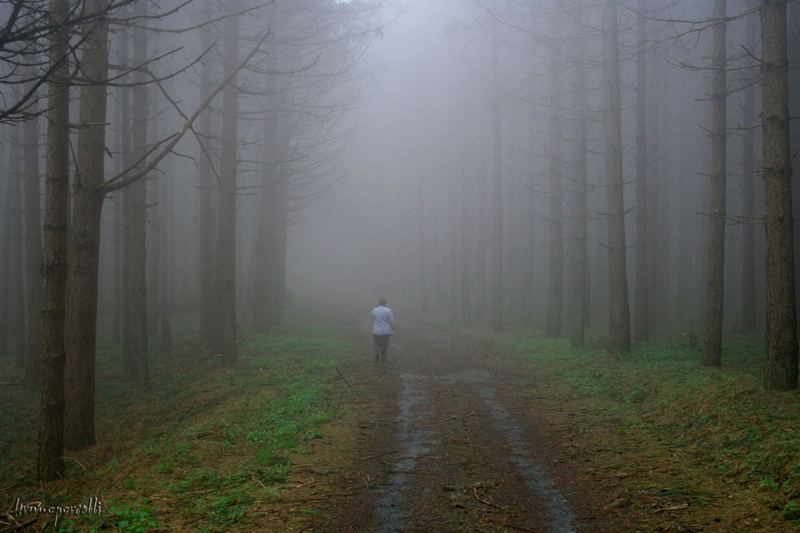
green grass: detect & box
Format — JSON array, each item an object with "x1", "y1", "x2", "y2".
[
  {"x1": 503, "y1": 330, "x2": 800, "y2": 524},
  {"x1": 2, "y1": 324, "x2": 354, "y2": 532}
]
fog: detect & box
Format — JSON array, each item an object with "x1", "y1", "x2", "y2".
[
  {"x1": 289, "y1": 0, "x2": 768, "y2": 334},
  {"x1": 2, "y1": 0, "x2": 800, "y2": 499}
]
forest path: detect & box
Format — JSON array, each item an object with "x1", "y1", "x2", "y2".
[{"x1": 316, "y1": 326, "x2": 616, "y2": 532}]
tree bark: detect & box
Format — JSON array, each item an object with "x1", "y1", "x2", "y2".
[
  {"x1": 475, "y1": 101, "x2": 488, "y2": 322},
  {"x1": 761, "y1": 0, "x2": 798, "y2": 390},
  {"x1": 703, "y1": 0, "x2": 727, "y2": 367},
  {"x1": 7, "y1": 124, "x2": 26, "y2": 370},
  {"x1": 460, "y1": 123, "x2": 472, "y2": 325},
  {"x1": 271, "y1": 174, "x2": 289, "y2": 326},
  {"x1": 546, "y1": 16, "x2": 564, "y2": 338},
  {"x1": 111, "y1": 184, "x2": 122, "y2": 344},
  {"x1": 634, "y1": 0, "x2": 650, "y2": 343},
  {"x1": 491, "y1": 21, "x2": 504, "y2": 332},
  {"x1": 122, "y1": 0, "x2": 148, "y2": 384},
  {"x1": 37, "y1": 0, "x2": 69, "y2": 479},
  {"x1": 571, "y1": 34, "x2": 589, "y2": 347},
  {"x1": 198, "y1": 18, "x2": 216, "y2": 344},
  {"x1": 24, "y1": 102, "x2": 42, "y2": 384},
  {"x1": 147, "y1": 114, "x2": 161, "y2": 338},
  {"x1": 119, "y1": 26, "x2": 132, "y2": 364},
  {"x1": 64, "y1": 0, "x2": 109, "y2": 450},
  {"x1": 417, "y1": 157, "x2": 429, "y2": 312},
  {"x1": 741, "y1": 9, "x2": 758, "y2": 332},
  {"x1": 602, "y1": 0, "x2": 631, "y2": 353},
  {"x1": 253, "y1": 105, "x2": 279, "y2": 331},
  {"x1": 448, "y1": 152, "x2": 459, "y2": 323},
  {"x1": 0, "y1": 169, "x2": 8, "y2": 359},
  {"x1": 213, "y1": 7, "x2": 240, "y2": 363}
]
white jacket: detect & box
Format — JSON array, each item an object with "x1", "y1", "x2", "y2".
[{"x1": 371, "y1": 306, "x2": 396, "y2": 335}]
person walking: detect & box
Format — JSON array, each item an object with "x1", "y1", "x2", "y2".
[{"x1": 371, "y1": 297, "x2": 395, "y2": 362}]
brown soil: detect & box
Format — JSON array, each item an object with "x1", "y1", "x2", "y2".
[{"x1": 265, "y1": 328, "x2": 623, "y2": 532}]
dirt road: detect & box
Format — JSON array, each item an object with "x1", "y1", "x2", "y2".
[{"x1": 285, "y1": 327, "x2": 617, "y2": 532}]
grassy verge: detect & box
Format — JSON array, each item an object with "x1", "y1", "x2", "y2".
[
  {"x1": 497, "y1": 331, "x2": 800, "y2": 526},
  {"x1": 1, "y1": 327, "x2": 353, "y2": 532}
]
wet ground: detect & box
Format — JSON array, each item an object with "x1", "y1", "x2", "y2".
[
  {"x1": 283, "y1": 328, "x2": 619, "y2": 532},
  {"x1": 241, "y1": 324, "x2": 791, "y2": 531}
]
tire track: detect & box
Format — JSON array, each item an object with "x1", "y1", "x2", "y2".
[
  {"x1": 375, "y1": 375, "x2": 436, "y2": 532},
  {"x1": 367, "y1": 329, "x2": 584, "y2": 532},
  {"x1": 478, "y1": 384, "x2": 577, "y2": 532}
]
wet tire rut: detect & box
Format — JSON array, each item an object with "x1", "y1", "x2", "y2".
[{"x1": 367, "y1": 331, "x2": 580, "y2": 532}]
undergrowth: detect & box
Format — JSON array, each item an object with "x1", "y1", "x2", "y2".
[
  {"x1": 505, "y1": 331, "x2": 800, "y2": 524},
  {"x1": 1, "y1": 326, "x2": 353, "y2": 532}
]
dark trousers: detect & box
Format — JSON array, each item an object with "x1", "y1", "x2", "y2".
[{"x1": 373, "y1": 334, "x2": 391, "y2": 362}]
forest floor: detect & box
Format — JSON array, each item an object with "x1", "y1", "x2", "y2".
[{"x1": 2, "y1": 319, "x2": 800, "y2": 532}]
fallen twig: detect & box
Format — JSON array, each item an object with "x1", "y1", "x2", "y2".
[
  {"x1": 360, "y1": 450, "x2": 399, "y2": 461},
  {"x1": 679, "y1": 402, "x2": 708, "y2": 438},
  {"x1": 472, "y1": 486, "x2": 503, "y2": 509},
  {"x1": 654, "y1": 503, "x2": 689, "y2": 513},
  {"x1": 292, "y1": 478, "x2": 316, "y2": 488},
  {"x1": 443, "y1": 413, "x2": 478, "y2": 422},
  {"x1": 252, "y1": 473, "x2": 267, "y2": 489},
  {"x1": 335, "y1": 367, "x2": 351, "y2": 388}
]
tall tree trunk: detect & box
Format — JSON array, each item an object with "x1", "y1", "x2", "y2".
[
  {"x1": 571, "y1": 34, "x2": 589, "y2": 347},
  {"x1": 675, "y1": 102, "x2": 692, "y2": 327},
  {"x1": 449, "y1": 179, "x2": 459, "y2": 323},
  {"x1": 163, "y1": 171, "x2": 176, "y2": 313},
  {"x1": 789, "y1": 2, "x2": 800, "y2": 314},
  {"x1": 198, "y1": 20, "x2": 216, "y2": 344},
  {"x1": 7, "y1": 124, "x2": 26, "y2": 369},
  {"x1": 546, "y1": 17, "x2": 564, "y2": 337},
  {"x1": 261, "y1": 175, "x2": 279, "y2": 327},
  {"x1": 634, "y1": 0, "x2": 650, "y2": 342},
  {"x1": 417, "y1": 157, "x2": 429, "y2": 313},
  {"x1": 475, "y1": 103, "x2": 488, "y2": 322},
  {"x1": 651, "y1": 64, "x2": 669, "y2": 326},
  {"x1": 762, "y1": 0, "x2": 798, "y2": 390},
  {"x1": 460, "y1": 124, "x2": 472, "y2": 325},
  {"x1": 125, "y1": 0, "x2": 149, "y2": 384},
  {"x1": 37, "y1": 0, "x2": 70, "y2": 479},
  {"x1": 602, "y1": 0, "x2": 631, "y2": 353},
  {"x1": 119, "y1": 26, "x2": 132, "y2": 364},
  {"x1": 252, "y1": 154, "x2": 267, "y2": 330},
  {"x1": 64, "y1": 0, "x2": 109, "y2": 450},
  {"x1": 703, "y1": 0, "x2": 728, "y2": 367},
  {"x1": 491, "y1": 21, "x2": 504, "y2": 332},
  {"x1": 262, "y1": 163, "x2": 289, "y2": 328},
  {"x1": 253, "y1": 106, "x2": 278, "y2": 332},
  {"x1": 24, "y1": 102, "x2": 42, "y2": 384},
  {"x1": 272, "y1": 174, "x2": 289, "y2": 326},
  {"x1": 252, "y1": 184, "x2": 269, "y2": 331},
  {"x1": 0, "y1": 168, "x2": 8, "y2": 359},
  {"x1": 741, "y1": 9, "x2": 758, "y2": 332},
  {"x1": 213, "y1": 7, "x2": 240, "y2": 363},
  {"x1": 111, "y1": 181, "x2": 122, "y2": 344},
  {"x1": 147, "y1": 109, "x2": 161, "y2": 338}
]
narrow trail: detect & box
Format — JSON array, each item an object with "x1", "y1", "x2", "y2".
[{"x1": 326, "y1": 327, "x2": 613, "y2": 532}]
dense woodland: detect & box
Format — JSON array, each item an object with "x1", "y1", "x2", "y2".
[{"x1": 0, "y1": 0, "x2": 799, "y2": 498}]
